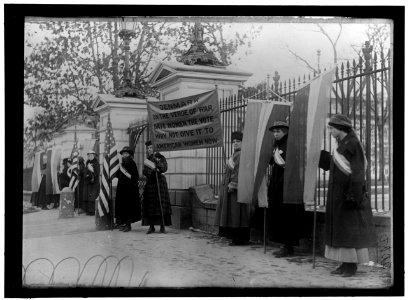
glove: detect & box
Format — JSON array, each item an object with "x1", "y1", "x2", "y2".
[{"x1": 344, "y1": 182, "x2": 364, "y2": 209}]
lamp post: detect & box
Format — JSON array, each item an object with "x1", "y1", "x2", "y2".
[{"x1": 115, "y1": 19, "x2": 145, "y2": 98}]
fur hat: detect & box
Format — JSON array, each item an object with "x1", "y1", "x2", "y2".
[
  {"x1": 120, "y1": 146, "x2": 134, "y2": 156},
  {"x1": 62, "y1": 158, "x2": 72, "y2": 165},
  {"x1": 145, "y1": 140, "x2": 152, "y2": 147},
  {"x1": 328, "y1": 114, "x2": 352, "y2": 129},
  {"x1": 231, "y1": 131, "x2": 243, "y2": 142},
  {"x1": 269, "y1": 120, "x2": 289, "y2": 131}
]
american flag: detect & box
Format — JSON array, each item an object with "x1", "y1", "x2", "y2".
[
  {"x1": 133, "y1": 124, "x2": 147, "y2": 152},
  {"x1": 68, "y1": 134, "x2": 79, "y2": 190},
  {"x1": 97, "y1": 114, "x2": 120, "y2": 217}
]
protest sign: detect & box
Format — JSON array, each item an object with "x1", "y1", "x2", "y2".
[{"x1": 147, "y1": 89, "x2": 223, "y2": 152}]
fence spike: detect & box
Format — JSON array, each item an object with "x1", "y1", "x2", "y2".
[{"x1": 346, "y1": 60, "x2": 350, "y2": 76}]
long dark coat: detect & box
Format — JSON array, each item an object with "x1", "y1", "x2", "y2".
[
  {"x1": 322, "y1": 131, "x2": 376, "y2": 248},
  {"x1": 38, "y1": 166, "x2": 48, "y2": 208},
  {"x1": 142, "y1": 153, "x2": 172, "y2": 226},
  {"x1": 215, "y1": 149, "x2": 251, "y2": 228},
  {"x1": 59, "y1": 166, "x2": 71, "y2": 190},
  {"x1": 115, "y1": 158, "x2": 141, "y2": 224},
  {"x1": 83, "y1": 158, "x2": 100, "y2": 215},
  {"x1": 76, "y1": 159, "x2": 85, "y2": 209},
  {"x1": 267, "y1": 134, "x2": 306, "y2": 246}
]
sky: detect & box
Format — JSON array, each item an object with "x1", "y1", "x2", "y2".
[{"x1": 23, "y1": 17, "x2": 391, "y2": 122}]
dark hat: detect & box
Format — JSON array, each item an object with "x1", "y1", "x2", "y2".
[
  {"x1": 269, "y1": 120, "x2": 289, "y2": 131},
  {"x1": 120, "y1": 146, "x2": 134, "y2": 156},
  {"x1": 145, "y1": 140, "x2": 152, "y2": 147},
  {"x1": 63, "y1": 158, "x2": 72, "y2": 164},
  {"x1": 231, "y1": 131, "x2": 243, "y2": 142},
  {"x1": 328, "y1": 114, "x2": 352, "y2": 129},
  {"x1": 87, "y1": 150, "x2": 97, "y2": 155}
]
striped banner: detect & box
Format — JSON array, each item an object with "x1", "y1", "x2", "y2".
[
  {"x1": 97, "y1": 114, "x2": 119, "y2": 217},
  {"x1": 283, "y1": 67, "x2": 336, "y2": 204},
  {"x1": 132, "y1": 125, "x2": 147, "y2": 152}
]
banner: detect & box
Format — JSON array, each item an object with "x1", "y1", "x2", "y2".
[
  {"x1": 51, "y1": 145, "x2": 62, "y2": 194},
  {"x1": 238, "y1": 100, "x2": 291, "y2": 207},
  {"x1": 147, "y1": 89, "x2": 223, "y2": 152},
  {"x1": 283, "y1": 67, "x2": 336, "y2": 204}
]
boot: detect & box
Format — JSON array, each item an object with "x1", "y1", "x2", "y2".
[
  {"x1": 159, "y1": 226, "x2": 166, "y2": 233},
  {"x1": 146, "y1": 226, "x2": 155, "y2": 234},
  {"x1": 273, "y1": 246, "x2": 294, "y2": 257},
  {"x1": 122, "y1": 224, "x2": 131, "y2": 232},
  {"x1": 331, "y1": 263, "x2": 346, "y2": 275},
  {"x1": 342, "y1": 263, "x2": 357, "y2": 277}
]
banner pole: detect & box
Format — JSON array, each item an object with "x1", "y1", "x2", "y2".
[
  {"x1": 155, "y1": 169, "x2": 166, "y2": 233},
  {"x1": 264, "y1": 207, "x2": 267, "y2": 254},
  {"x1": 312, "y1": 188, "x2": 318, "y2": 269}
]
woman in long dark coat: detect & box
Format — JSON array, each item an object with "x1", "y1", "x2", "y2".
[
  {"x1": 114, "y1": 146, "x2": 141, "y2": 232},
  {"x1": 38, "y1": 153, "x2": 49, "y2": 210},
  {"x1": 215, "y1": 131, "x2": 251, "y2": 246},
  {"x1": 83, "y1": 151, "x2": 100, "y2": 216},
  {"x1": 320, "y1": 114, "x2": 376, "y2": 277},
  {"x1": 267, "y1": 121, "x2": 305, "y2": 257},
  {"x1": 58, "y1": 158, "x2": 72, "y2": 190},
  {"x1": 76, "y1": 156, "x2": 86, "y2": 213},
  {"x1": 142, "y1": 141, "x2": 172, "y2": 234}
]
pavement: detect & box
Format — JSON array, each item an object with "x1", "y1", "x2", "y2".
[{"x1": 22, "y1": 207, "x2": 392, "y2": 289}]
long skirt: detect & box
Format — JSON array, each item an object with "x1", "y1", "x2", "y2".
[{"x1": 325, "y1": 245, "x2": 370, "y2": 263}]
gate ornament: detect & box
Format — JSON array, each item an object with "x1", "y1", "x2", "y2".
[{"x1": 177, "y1": 23, "x2": 226, "y2": 67}]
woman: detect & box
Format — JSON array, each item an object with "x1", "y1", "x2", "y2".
[
  {"x1": 214, "y1": 131, "x2": 251, "y2": 246},
  {"x1": 83, "y1": 150, "x2": 100, "y2": 216},
  {"x1": 142, "y1": 141, "x2": 172, "y2": 234},
  {"x1": 38, "y1": 153, "x2": 49, "y2": 210},
  {"x1": 320, "y1": 114, "x2": 376, "y2": 277},
  {"x1": 58, "y1": 158, "x2": 72, "y2": 190},
  {"x1": 114, "y1": 146, "x2": 141, "y2": 232},
  {"x1": 76, "y1": 156, "x2": 86, "y2": 213},
  {"x1": 267, "y1": 121, "x2": 306, "y2": 257}
]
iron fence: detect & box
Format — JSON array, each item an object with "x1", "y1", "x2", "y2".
[{"x1": 206, "y1": 42, "x2": 391, "y2": 213}]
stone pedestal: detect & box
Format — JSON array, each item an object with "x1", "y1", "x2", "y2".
[{"x1": 149, "y1": 61, "x2": 252, "y2": 229}]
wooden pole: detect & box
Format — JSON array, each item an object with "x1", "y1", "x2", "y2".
[
  {"x1": 312, "y1": 189, "x2": 318, "y2": 269},
  {"x1": 264, "y1": 208, "x2": 267, "y2": 254},
  {"x1": 155, "y1": 169, "x2": 166, "y2": 232}
]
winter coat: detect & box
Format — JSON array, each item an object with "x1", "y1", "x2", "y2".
[
  {"x1": 141, "y1": 152, "x2": 172, "y2": 226},
  {"x1": 267, "y1": 134, "x2": 306, "y2": 246},
  {"x1": 83, "y1": 158, "x2": 100, "y2": 214},
  {"x1": 59, "y1": 166, "x2": 71, "y2": 190},
  {"x1": 115, "y1": 158, "x2": 141, "y2": 224},
  {"x1": 215, "y1": 149, "x2": 251, "y2": 228},
  {"x1": 321, "y1": 131, "x2": 377, "y2": 248}
]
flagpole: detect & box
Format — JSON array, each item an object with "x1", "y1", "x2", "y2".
[
  {"x1": 264, "y1": 208, "x2": 267, "y2": 254},
  {"x1": 312, "y1": 187, "x2": 318, "y2": 269},
  {"x1": 154, "y1": 163, "x2": 166, "y2": 233}
]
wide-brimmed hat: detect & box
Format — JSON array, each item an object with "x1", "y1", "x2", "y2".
[
  {"x1": 145, "y1": 140, "x2": 152, "y2": 147},
  {"x1": 269, "y1": 121, "x2": 289, "y2": 131},
  {"x1": 120, "y1": 146, "x2": 134, "y2": 156},
  {"x1": 231, "y1": 131, "x2": 243, "y2": 142},
  {"x1": 87, "y1": 150, "x2": 97, "y2": 155},
  {"x1": 328, "y1": 114, "x2": 352, "y2": 129}
]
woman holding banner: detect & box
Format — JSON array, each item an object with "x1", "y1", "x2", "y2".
[
  {"x1": 267, "y1": 121, "x2": 306, "y2": 258},
  {"x1": 320, "y1": 114, "x2": 376, "y2": 277},
  {"x1": 215, "y1": 131, "x2": 251, "y2": 246},
  {"x1": 142, "y1": 141, "x2": 172, "y2": 234}
]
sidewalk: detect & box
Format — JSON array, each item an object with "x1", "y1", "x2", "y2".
[{"x1": 23, "y1": 208, "x2": 391, "y2": 288}]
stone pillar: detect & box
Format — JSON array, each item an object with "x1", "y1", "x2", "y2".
[
  {"x1": 149, "y1": 61, "x2": 252, "y2": 228},
  {"x1": 91, "y1": 94, "x2": 147, "y2": 183}
]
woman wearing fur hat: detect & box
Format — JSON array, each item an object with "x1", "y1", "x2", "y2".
[
  {"x1": 114, "y1": 146, "x2": 141, "y2": 232},
  {"x1": 58, "y1": 158, "x2": 72, "y2": 190},
  {"x1": 83, "y1": 150, "x2": 100, "y2": 216},
  {"x1": 142, "y1": 141, "x2": 172, "y2": 234},
  {"x1": 267, "y1": 121, "x2": 306, "y2": 258},
  {"x1": 215, "y1": 131, "x2": 251, "y2": 246},
  {"x1": 319, "y1": 114, "x2": 376, "y2": 277}
]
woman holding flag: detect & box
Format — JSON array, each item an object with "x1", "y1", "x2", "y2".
[
  {"x1": 114, "y1": 146, "x2": 141, "y2": 232},
  {"x1": 320, "y1": 114, "x2": 376, "y2": 277},
  {"x1": 83, "y1": 150, "x2": 100, "y2": 216}
]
